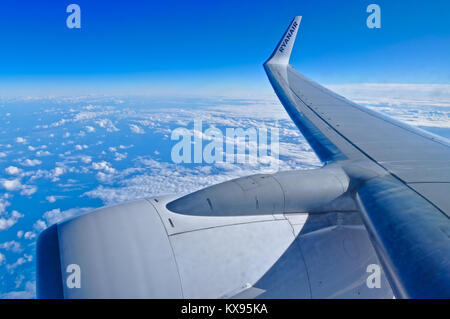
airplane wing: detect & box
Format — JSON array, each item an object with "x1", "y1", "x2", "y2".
[
  {"x1": 264, "y1": 16, "x2": 450, "y2": 298},
  {"x1": 36, "y1": 16, "x2": 450, "y2": 299}
]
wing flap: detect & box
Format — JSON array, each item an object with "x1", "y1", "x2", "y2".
[{"x1": 357, "y1": 175, "x2": 450, "y2": 298}]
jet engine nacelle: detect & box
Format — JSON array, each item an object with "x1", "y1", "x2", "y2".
[
  {"x1": 37, "y1": 166, "x2": 393, "y2": 299},
  {"x1": 167, "y1": 165, "x2": 353, "y2": 216}
]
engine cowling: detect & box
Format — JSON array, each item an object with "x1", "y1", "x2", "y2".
[
  {"x1": 37, "y1": 166, "x2": 393, "y2": 299},
  {"x1": 167, "y1": 165, "x2": 353, "y2": 216}
]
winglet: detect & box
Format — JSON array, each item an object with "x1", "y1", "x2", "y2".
[{"x1": 265, "y1": 16, "x2": 302, "y2": 65}]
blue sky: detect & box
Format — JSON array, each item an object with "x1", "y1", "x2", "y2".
[{"x1": 0, "y1": 0, "x2": 449, "y2": 96}]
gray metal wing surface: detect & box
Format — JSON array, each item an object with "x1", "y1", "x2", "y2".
[{"x1": 264, "y1": 16, "x2": 450, "y2": 298}]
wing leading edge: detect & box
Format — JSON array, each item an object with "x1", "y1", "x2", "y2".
[{"x1": 264, "y1": 16, "x2": 450, "y2": 298}]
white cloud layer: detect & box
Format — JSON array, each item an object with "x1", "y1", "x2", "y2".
[{"x1": 0, "y1": 90, "x2": 449, "y2": 298}]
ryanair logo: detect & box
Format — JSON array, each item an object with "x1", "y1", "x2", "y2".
[{"x1": 279, "y1": 21, "x2": 298, "y2": 53}]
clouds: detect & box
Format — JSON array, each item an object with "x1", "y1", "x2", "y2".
[
  {"x1": 23, "y1": 231, "x2": 36, "y2": 240},
  {"x1": 75, "y1": 144, "x2": 88, "y2": 151},
  {"x1": 46, "y1": 196, "x2": 56, "y2": 203},
  {"x1": 95, "y1": 119, "x2": 119, "y2": 132},
  {"x1": 26, "y1": 165, "x2": 68, "y2": 183},
  {"x1": 322, "y1": 83, "x2": 450, "y2": 132},
  {"x1": 74, "y1": 111, "x2": 104, "y2": 122},
  {"x1": 16, "y1": 230, "x2": 35, "y2": 240},
  {"x1": 33, "y1": 220, "x2": 46, "y2": 232},
  {"x1": 20, "y1": 159, "x2": 42, "y2": 167},
  {"x1": 85, "y1": 125, "x2": 96, "y2": 133},
  {"x1": 0, "y1": 198, "x2": 10, "y2": 215},
  {"x1": 5, "y1": 166, "x2": 21, "y2": 175},
  {"x1": 1, "y1": 281, "x2": 35, "y2": 299},
  {"x1": 43, "y1": 207, "x2": 92, "y2": 226},
  {"x1": 6, "y1": 254, "x2": 33, "y2": 271},
  {"x1": 129, "y1": 124, "x2": 145, "y2": 134},
  {"x1": 0, "y1": 178, "x2": 37, "y2": 196},
  {"x1": 0, "y1": 240, "x2": 22, "y2": 253},
  {"x1": 0, "y1": 179, "x2": 22, "y2": 191},
  {"x1": 84, "y1": 151, "x2": 318, "y2": 207},
  {"x1": 36, "y1": 150, "x2": 51, "y2": 157},
  {"x1": 327, "y1": 83, "x2": 450, "y2": 108},
  {"x1": 80, "y1": 155, "x2": 92, "y2": 164},
  {"x1": 20, "y1": 185, "x2": 37, "y2": 196},
  {"x1": 0, "y1": 93, "x2": 448, "y2": 299},
  {"x1": 52, "y1": 166, "x2": 65, "y2": 178},
  {"x1": 45, "y1": 195, "x2": 65, "y2": 203},
  {"x1": 114, "y1": 152, "x2": 127, "y2": 161},
  {"x1": 0, "y1": 210, "x2": 23, "y2": 231},
  {"x1": 92, "y1": 161, "x2": 116, "y2": 174}
]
